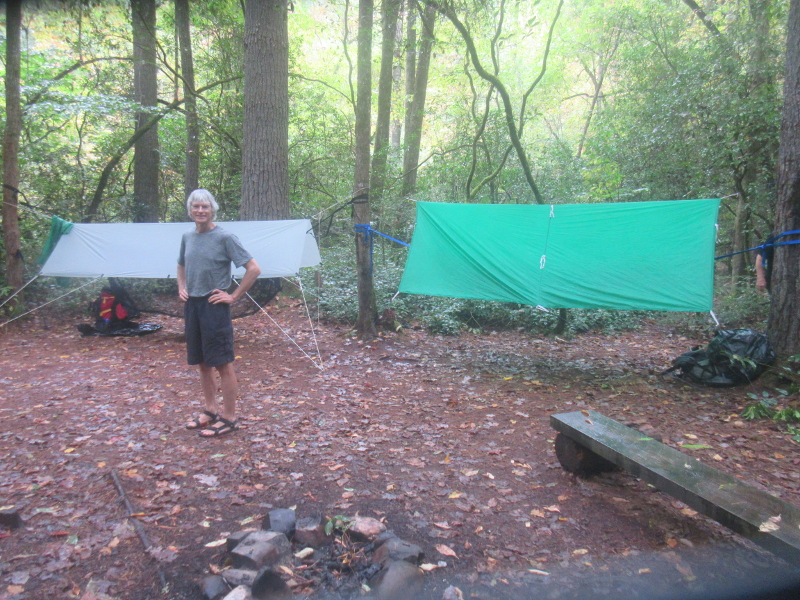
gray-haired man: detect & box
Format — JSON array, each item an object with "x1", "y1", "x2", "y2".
[{"x1": 178, "y1": 189, "x2": 261, "y2": 437}]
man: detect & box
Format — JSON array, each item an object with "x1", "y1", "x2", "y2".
[
  {"x1": 755, "y1": 234, "x2": 776, "y2": 293},
  {"x1": 178, "y1": 189, "x2": 261, "y2": 437}
]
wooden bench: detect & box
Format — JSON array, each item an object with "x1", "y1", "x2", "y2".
[{"x1": 550, "y1": 409, "x2": 800, "y2": 564}]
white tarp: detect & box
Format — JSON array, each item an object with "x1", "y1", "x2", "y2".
[{"x1": 40, "y1": 220, "x2": 321, "y2": 279}]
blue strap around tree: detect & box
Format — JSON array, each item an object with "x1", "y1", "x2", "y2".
[
  {"x1": 354, "y1": 224, "x2": 410, "y2": 277},
  {"x1": 714, "y1": 230, "x2": 800, "y2": 261}
]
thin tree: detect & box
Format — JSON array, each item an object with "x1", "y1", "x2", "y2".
[
  {"x1": 2, "y1": 0, "x2": 23, "y2": 296},
  {"x1": 175, "y1": 0, "x2": 199, "y2": 203},
  {"x1": 132, "y1": 0, "x2": 160, "y2": 222},
  {"x1": 370, "y1": 0, "x2": 401, "y2": 220},
  {"x1": 240, "y1": 0, "x2": 290, "y2": 220},
  {"x1": 401, "y1": 3, "x2": 436, "y2": 197},
  {"x1": 354, "y1": 0, "x2": 378, "y2": 338},
  {"x1": 768, "y1": 0, "x2": 800, "y2": 356}
]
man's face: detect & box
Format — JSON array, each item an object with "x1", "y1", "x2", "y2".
[{"x1": 190, "y1": 201, "x2": 213, "y2": 224}]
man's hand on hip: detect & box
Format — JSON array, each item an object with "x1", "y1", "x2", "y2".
[{"x1": 209, "y1": 289, "x2": 236, "y2": 304}]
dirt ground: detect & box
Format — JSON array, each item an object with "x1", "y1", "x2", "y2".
[{"x1": 1, "y1": 298, "x2": 800, "y2": 600}]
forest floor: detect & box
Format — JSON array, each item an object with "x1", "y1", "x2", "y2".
[{"x1": 1, "y1": 297, "x2": 800, "y2": 600}]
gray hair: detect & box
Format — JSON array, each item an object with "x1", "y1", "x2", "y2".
[{"x1": 186, "y1": 189, "x2": 219, "y2": 218}]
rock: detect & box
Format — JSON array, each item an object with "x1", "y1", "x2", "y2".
[
  {"x1": 230, "y1": 531, "x2": 291, "y2": 570},
  {"x1": 251, "y1": 567, "x2": 292, "y2": 600},
  {"x1": 201, "y1": 575, "x2": 230, "y2": 600},
  {"x1": 0, "y1": 507, "x2": 24, "y2": 529},
  {"x1": 294, "y1": 514, "x2": 332, "y2": 548},
  {"x1": 221, "y1": 569, "x2": 258, "y2": 587},
  {"x1": 373, "y1": 531, "x2": 399, "y2": 547},
  {"x1": 442, "y1": 586, "x2": 464, "y2": 600},
  {"x1": 222, "y1": 585, "x2": 252, "y2": 600},
  {"x1": 371, "y1": 560, "x2": 424, "y2": 600},
  {"x1": 372, "y1": 538, "x2": 424, "y2": 565},
  {"x1": 226, "y1": 529, "x2": 257, "y2": 553},
  {"x1": 348, "y1": 516, "x2": 386, "y2": 542},
  {"x1": 262, "y1": 509, "x2": 296, "y2": 538}
]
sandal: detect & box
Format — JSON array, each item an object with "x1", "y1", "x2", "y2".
[
  {"x1": 199, "y1": 416, "x2": 238, "y2": 438},
  {"x1": 186, "y1": 410, "x2": 218, "y2": 430}
]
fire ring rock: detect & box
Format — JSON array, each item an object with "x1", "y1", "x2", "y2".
[{"x1": 230, "y1": 531, "x2": 291, "y2": 571}]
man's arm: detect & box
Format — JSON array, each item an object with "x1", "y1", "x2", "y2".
[
  {"x1": 755, "y1": 253, "x2": 768, "y2": 291},
  {"x1": 209, "y1": 259, "x2": 262, "y2": 304},
  {"x1": 177, "y1": 264, "x2": 189, "y2": 301}
]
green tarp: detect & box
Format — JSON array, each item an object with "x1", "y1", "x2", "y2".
[
  {"x1": 398, "y1": 199, "x2": 720, "y2": 312},
  {"x1": 37, "y1": 216, "x2": 74, "y2": 265}
]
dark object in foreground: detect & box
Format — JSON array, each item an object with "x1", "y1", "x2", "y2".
[
  {"x1": 77, "y1": 322, "x2": 162, "y2": 337},
  {"x1": 550, "y1": 410, "x2": 800, "y2": 564},
  {"x1": 0, "y1": 507, "x2": 24, "y2": 529},
  {"x1": 663, "y1": 329, "x2": 776, "y2": 387}
]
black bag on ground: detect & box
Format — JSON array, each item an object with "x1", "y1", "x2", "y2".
[{"x1": 663, "y1": 329, "x2": 776, "y2": 387}]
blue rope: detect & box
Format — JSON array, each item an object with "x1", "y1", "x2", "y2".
[
  {"x1": 354, "y1": 224, "x2": 410, "y2": 277},
  {"x1": 714, "y1": 230, "x2": 800, "y2": 260}
]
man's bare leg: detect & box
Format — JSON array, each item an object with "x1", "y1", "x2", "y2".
[
  {"x1": 186, "y1": 362, "x2": 219, "y2": 428},
  {"x1": 216, "y1": 361, "x2": 238, "y2": 422},
  {"x1": 199, "y1": 361, "x2": 238, "y2": 436}
]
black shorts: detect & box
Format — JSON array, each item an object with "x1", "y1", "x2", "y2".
[{"x1": 184, "y1": 296, "x2": 235, "y2": 367}]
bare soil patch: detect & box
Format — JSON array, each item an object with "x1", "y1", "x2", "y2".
[{"x1": 1, "y1": 299, "x2": 799, "y2": 599}]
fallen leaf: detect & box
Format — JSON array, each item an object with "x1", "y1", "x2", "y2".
[
  {"x1": 448, "y1": 491, "x2": 463, "y2": 499},
  {"x1": 544, "y1": 505, "x2": 560, "y2": 513},
  {"x1": 572, "y1": 549, "x2": 588, "y2": 555},
  {"x1": 420, "y1": 563, "x2": 440, "y2": 571},
  {"x1": 436, "y1": 544, "x2": 458, "y2": 558},
  {"x1": 204, "y1": 538, "x2": 227, "y2": 548},
  {"x1": 639, "y1": 568, "x2": 651, "y2": 574},
  {"x1": 759, "y1": 515, "x2": 781, "y2": 533}
]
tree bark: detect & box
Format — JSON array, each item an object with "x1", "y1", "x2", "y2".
[
  {"x1": 241, "y1": 0, "x2": 290, "y2": 220},
  {"x1": 768, "y1": 0, "x2": 800, "y2": 356},
  {"x1": 370, "y1": 0, "x2": 400, "y2": 221},
  {"x1": 132, "y1": 0, "x2": 160, "y2": 223},
  {"x1": 403, "y1": 3, "x2": 416, "y2": 158},
  {"x1": 402, "y1": 4, "x2": 436, "y2": 197},
  {"x1": 176, "y1": 0, "x2": 199, "y2": 205},
  {"x1": 354, "y1": 0, "x2": 377, "y2": 339},
  {"x1": 732, "y1": 0, "x2": 774, "y2": 286},
  {"x1": 2, "y1": 0, "x2": 23, "y2": 295}
]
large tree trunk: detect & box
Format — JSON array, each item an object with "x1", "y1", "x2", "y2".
[
  {"x1": 768, "y1": 0, "x2": 800, "y2": 356},
  {"x1": 2, "y1": 0, "x2": 23, "y2": 296},
  {"x1": 241, "y1": 0, "x2": 290, "y2": 220},
  {"x1": 176, "y1": 0, "x2": 199, "y2": 206},
  {"x1": 402, "y1": 4, "x2": 436, "y2": 197},
  {"x1": 370, "y1": 0, "x2": 400, "y2": 223},
  {"x1": 354, "y1": 0, "x2": 377, "y2": 339},
  {"x1": 132, "y1": 0, "x2": 160, "y2": 223}
]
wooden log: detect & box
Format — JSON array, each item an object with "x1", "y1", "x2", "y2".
[
  {"x1": 551, "y1": 410, "x2": 800, "y2": 564},
  {"x1": 554, "y1": 432, "x2": 617, "y2": 476}
]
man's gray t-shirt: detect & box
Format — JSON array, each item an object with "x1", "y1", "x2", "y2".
[{"x1": 178, "y1": 226, "x2": 253, "y2": 297}]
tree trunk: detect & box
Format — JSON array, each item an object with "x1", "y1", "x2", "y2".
[
  {"x1": 732, "y1": 0, "x2": 773, "y2": 286},
  {"x1": 402, "y1": 4, "x2": 436, "y2": 197},
  {"x1": 354, "y1": 0, "x2": 377, "y2": 339},
  {"x1": 176, "y1": 0, "x2": 199, "y2": 206},
  {"x1": 768, "y1": 0, "x2": 800, "y2": 356},
  {"x1": 132, "y1": 0, "x2": 160, "y2": 223},
  {"x1": 241, "y1": 0, "x2": 290, "y2": 220},
  {"x1": 403, "y1": 3, "x2": 416, "y2": 159},
  {"x1": 370, "y1": 0, "x2": 400, "y2": 222},
  {"x1": 2, "y1": 0, "x2": 23, "y2": 296}
]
